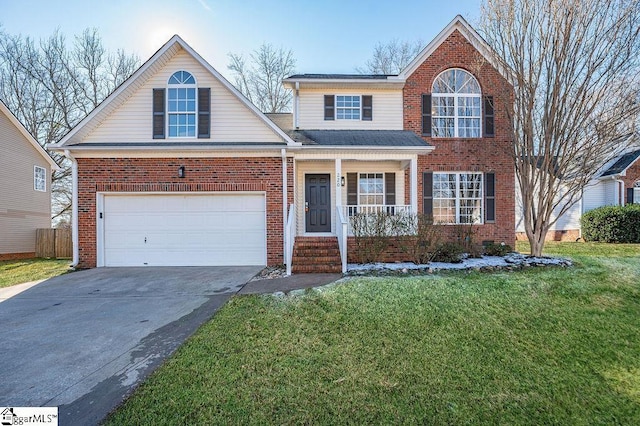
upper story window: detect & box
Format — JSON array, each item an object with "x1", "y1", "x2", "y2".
[
  {"x1": 34, "y1": 166, "x2": 46, "y2": 192},
  {"x1": 167, "y1": 71, "x2": 197, "y2": 138},
  {"x1": 153, "y1": 71, "x2": 210, "y2": 140},
  {"x1": 431, "y1": 69, "x2": 481, "y2": 138},
  {"x1": 324, "y1": 95, "x2": 372, "y2": 121},
  {"x1": 337, "y1": 96, "x2": 360, "y2": 120}
]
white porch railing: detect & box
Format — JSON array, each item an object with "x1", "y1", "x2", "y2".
[
  {"x1": 342, "y1": 204, "x2": 413, "y2": 217},
  {"x1": 336, "y1": 206, "x2": 348, "y2": 273},
  {"x1": 285, "y1": 204, "x2": 295, "y2": 276}
]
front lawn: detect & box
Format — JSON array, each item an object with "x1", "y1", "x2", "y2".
[
  {"x1": 0, "y1": 258, "x2": 70, "y2": 288},
  {"x1": 106, "y1": 242, "x2": 640, "y2": 424}
]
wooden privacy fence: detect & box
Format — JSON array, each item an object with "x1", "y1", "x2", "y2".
[{"x1": 36, "y1": 228, "x2": 72, "y2": 259}]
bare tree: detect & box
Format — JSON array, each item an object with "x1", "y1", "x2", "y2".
[
  {"x1": 480, "y1": 0, "x2": 640, "y2": 256},
  {"x1": 0, "y1": 28, "x2": 139, "y2": 225},
  {"x1": 227, "y1": 43, "x2": 296, "y2": 113},
  {"x1": 357, "y1": 39, "x2": 423, "y2": 74}
]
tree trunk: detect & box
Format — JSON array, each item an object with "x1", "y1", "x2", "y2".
[{"x1": 526, "y1": 223, "x2": 550, "y2": 257}]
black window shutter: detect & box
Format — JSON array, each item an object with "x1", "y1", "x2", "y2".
[
  {"x1": 362, "y1": 95, "x2": 373, "y2": 121},
  {"x1": 324, "y1": 95, "x2": 335, "y2": 120},
  {"x1": 627, "y1": 187, "x2": 634, "y2": 204},
  {"x1": 483, "y1": 96, "x2": 495, "y2": 138},
  {"x1": 423, "y1": 172, "x2": 433, "y2": 217},
  {"x1": 152, "y1": 88, "x2": 165, "y2": 139},
  {"x1": 198, "y1": 88, "x2": 211, "y2": 139},
  {"x1": 422, "y1": 94, "x2": 431, "y2": 136},
  {"x1": 347, "y1": 173, "x2": 358, "y2": 205},
  {"x1": 485, "y1": 172, "x2": 496, "y2": 223},
  {"x1": 385, "y1": 173, "x2": 396, "y2": 205}
]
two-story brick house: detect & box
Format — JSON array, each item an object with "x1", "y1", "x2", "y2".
[{"x1": 49, "y1": 15, "x2": 514, "y2": 273}]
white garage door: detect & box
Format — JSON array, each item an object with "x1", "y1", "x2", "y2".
[{"x1": 101, "y1": 194, "x2": 266, "y2": 266}]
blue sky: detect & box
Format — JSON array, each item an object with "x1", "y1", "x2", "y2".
[{"x1": 0, "y1": 0, "x2": 481, "y2": 79}]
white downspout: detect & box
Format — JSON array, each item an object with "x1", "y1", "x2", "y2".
[
  {"x1": 282, "y1": 148, "x2": 288, "y2": 265},
  {"x1": 64, "y1": 150, "x2": 79, "y2": 268},
  {"x1": 294, "y1": 82, "x2": 300, "y2": 129}
]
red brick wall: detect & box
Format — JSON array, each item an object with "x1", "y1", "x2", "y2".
[
  {"x1": 622, "y1": 159, "x2": 640, "y2": 204},
  {"x1": 403, "y1": 29, "x2": 515, "y2": 246},
  {"x1": 77, "y1": 157, "x2": 292, "y2": 268}
]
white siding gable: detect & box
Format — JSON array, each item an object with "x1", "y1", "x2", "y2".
[
  {"x1": 0, "y1": 108, "x2": 52, "y2": 254},
  {"x1": 83, "y1": 49, "x2": 284, "y2": 144},
  {"x1": 297, "y1": 89, "x2": 403, "y2": 130}
]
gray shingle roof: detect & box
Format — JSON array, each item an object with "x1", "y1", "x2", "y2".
[
  {"x1": 291, "y1": 130, "x2": 431, "y2": 147},
  {"x1": 600, "y1": 149, "x2": 640, "y2": 177}
]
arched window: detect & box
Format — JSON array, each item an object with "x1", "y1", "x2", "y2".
[
  {"x1": 432, "y1": 68, "x2": 481, "y2": 138},
  {"x1": 167, "y1": 71, "x2": 197, "y2": 137}
]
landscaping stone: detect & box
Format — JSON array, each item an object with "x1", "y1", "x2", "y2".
[{"x1": 346, "y1": 252, "x2": 572, "y2": 276}]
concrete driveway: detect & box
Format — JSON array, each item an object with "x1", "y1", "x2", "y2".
[{"x1": 0, "y1": 266, "x2": 261, "y2": 425}]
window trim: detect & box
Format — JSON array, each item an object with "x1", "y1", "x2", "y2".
[
  {"x1": 432, "y1": 172, "x2": 484, "y2": 224},
  {"x1": 34, "y1": 166, "x2": 46, "y2": 192},
  {"x1": 335, "y1": 95, "x2": 362, "y2": 121},
  {"x1": 431, "y1": 68, "x2": 482, "y2": 138},
  {"x1": 167, "y1": 70, "x2": 198, "y2": 138},
  {"x1": 357, "y1": 172, "x2": 385, "y2": 205}
]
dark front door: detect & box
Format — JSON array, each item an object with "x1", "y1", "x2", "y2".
[{"x1": 305, "y1": 174, "x2": 331, "y2": 232}]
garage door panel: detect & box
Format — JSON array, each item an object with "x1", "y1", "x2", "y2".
[{"x1": 102, "y1": 194, "x2": 266, "y2": 266}]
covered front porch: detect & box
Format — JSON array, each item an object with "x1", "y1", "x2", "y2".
[{"x1": 284, "y1": 151, "x2": 423, "y2": 274}]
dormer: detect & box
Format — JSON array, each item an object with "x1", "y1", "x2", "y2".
[{"x1": 282, "y1": 74, "x2": 405, "y2": 131}]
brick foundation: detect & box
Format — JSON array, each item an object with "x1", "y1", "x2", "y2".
[
  {"x1": 516, "y1": 229, "x2": 581, "y2": 242},
  {"x1": 0, "y1": 252, "x2": 36, "y2": 261},
  {"x1": 77, "y1": 157, "x2": 293, "y2": 268}
]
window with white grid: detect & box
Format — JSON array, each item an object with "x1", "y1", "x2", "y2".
[
  {"x1": 167, "y1": 70, "x2": 197, "y2": 137},
  {"x1": 358, "y1": 173, "x2": 384, "y2": 205},
  {"x1": 432, "y1": 69, "x2": 481, "y2": 138},
  {"x1": 34, "y1": 166, "x2": 46, "y2": 192},
  {"x1": 433, "y1": 172, "x2": 483, "y2": 224},
  {"x1": 336, "y1": 95, "x2": 361, "y2": 120}
]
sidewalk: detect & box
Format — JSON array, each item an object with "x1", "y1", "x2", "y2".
[
  {"x1": 0, "y1": 280, "x2": 45, "y2": 303},
  {"x1": 239, "y1": 273, "x2": 342, "y2": 295}
]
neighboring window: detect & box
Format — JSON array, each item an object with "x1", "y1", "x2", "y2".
[
  {"x1": 432, "y1": 172, "x2": 483, "y2": 224},
  {"x1": 432, "y1": 69, "x2": 481, "y2": 138},
  {"x1": 336, "y1": 95, "x2": 361, "y2": 120},
  {"x1": 167, "y1": 71, "x2": 197, "y2": 137},
  {"x1": 634, "y1": 181, "x2": 640, "y2": 204},
  {"x1": 358, "y1": 173, "x2": 384, "y2": 205},
  {"x1": 34, "y1": 166, "x2": 46, "y2": 192}
]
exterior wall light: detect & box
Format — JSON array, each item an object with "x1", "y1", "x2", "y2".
[
  {"x1": 341, "y1": 176, "x2": 345, "y2": 187},
  {"x1": 178, "y1": 166, "x2": 185, "y2": 178}
]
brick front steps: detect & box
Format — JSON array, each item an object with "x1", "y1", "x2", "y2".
[{"x1": 292, "y1": 237, "x2": 342, "y2": 274}]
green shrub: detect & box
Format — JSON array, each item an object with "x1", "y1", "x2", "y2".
[
  {"x1": 483, "y1": 242, "x2": 513, "y2": 256},
  {"x1": 581, "y1": 204, "x2": 640, "y2": 243},
  {"x1": 433, "y1": 242, "x2": 464, "y2": 263}
]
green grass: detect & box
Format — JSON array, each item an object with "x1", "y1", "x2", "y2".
[
  {"x1": 0, "y1": 258, "x2": 70, "y2": 288},
  {"x1": 106, "y1": 242, "x2": 640, "y2": 425}
]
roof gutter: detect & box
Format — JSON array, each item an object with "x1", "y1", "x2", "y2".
[{"x1": 48, "y1": 144, "x2": 301, "y2": 152}]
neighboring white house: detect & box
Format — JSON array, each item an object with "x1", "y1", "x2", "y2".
[
  {"x1": 516, "y1": 132, "x2": 640, "y2": 240},
  {"x1": 0, "y1": 99, "x2": 59, "y2": 259}
]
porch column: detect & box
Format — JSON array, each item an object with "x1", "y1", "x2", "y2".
[
  {"x1": 335, "y1": 158, "x2": 342, "y2": 208},
  {"x1": 411, "y1": 157, "x2": 418, "y2": 214}
]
